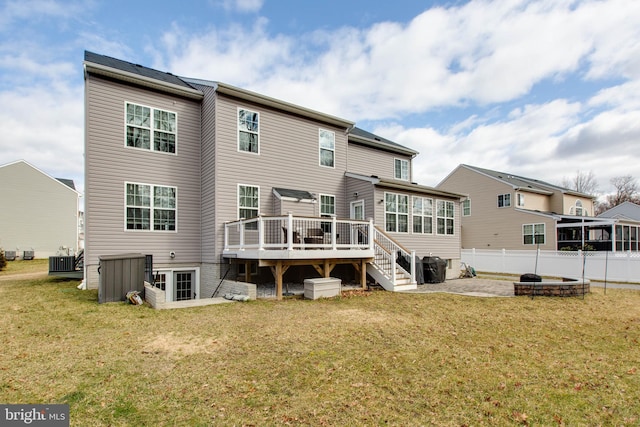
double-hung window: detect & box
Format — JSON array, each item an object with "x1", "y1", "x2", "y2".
[
  {"x1": 238, "y1": 108, "x2": 259, "y2": 153},
  {"x1": 394, "y1": 159, "x2": 409, "y2": 181},
  {"x1": 462, "y1": 199, "x2": 471, "y2": 216},
  {"x1": 238, "y1": 185, "x2": 259, "y2": 227},
  {"x1": 126, "y1": 103, "x2": 176, "y2": 153},
  {"x1": 126, "y1": 183, "x2": 176, "y2": 231},
  {"x1": 412, "y1": 197, "x2": 433, "y2": 234},
  {"x1": 319, "y1": 129, "x2": 335, "y2": 167},
  {"x1": 320, "y1": 194, "x2": 335, "y2": 232},
  {"x1": 385, "y1": 193, "x2": 409, "y2": 233},
  {"x1": 498, "y1": 193, "x2": 511, "y2": 208},
  {"x1": 523, "y1": 223, "x2": 545, "y2": 245},
  {"x1": 436, "y1": 200, "x2": 455, "y2": 235},
  {"x1": 516, "y1": 193, "x2": 525, "y2": 207}
]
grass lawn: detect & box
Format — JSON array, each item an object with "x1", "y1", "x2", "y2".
[{"x1": 0, "y1": 261, "x2": 639, "y2": 426}]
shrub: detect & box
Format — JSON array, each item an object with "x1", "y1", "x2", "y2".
[{"x1": 0, "y1": 248, "x2": 6, "y2": 272}]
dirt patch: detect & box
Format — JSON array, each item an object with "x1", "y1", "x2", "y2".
[{"x1": 142, "y1": 333, "x2": 224, "y2": 357}]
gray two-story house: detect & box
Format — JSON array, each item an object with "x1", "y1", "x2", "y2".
[{"x1": 83, "y1": 51, "x2": 464, "y2": 301}]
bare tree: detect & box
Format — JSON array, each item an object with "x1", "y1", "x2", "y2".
[
  {"x1": 561, "y1": 170, "x2": 599, "y2": 195},
  {"x1": 607, "y1": 175, "x2": 640, "y2": 206}
]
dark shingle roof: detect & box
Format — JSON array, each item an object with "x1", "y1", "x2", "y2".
[
  {"x1": 463, "y1": 164, "x2": 593, "y2": 198},
  {"x1": 56, "y1": 178, "x2": 76, "y2": 190},
  {"x1": 349, "y1": 127, "x2": 418, "y2": 156},
  {"x1": 84, "y1": 51, "x2": 196, "y2": 90}
]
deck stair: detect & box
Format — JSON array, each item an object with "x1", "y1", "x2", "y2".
[{"x1": 366, "y1": 227, "x2": 417, "y2": 291}]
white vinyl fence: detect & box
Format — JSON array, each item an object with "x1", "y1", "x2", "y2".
[{"x1": 462, "y1": 249, "x2": 640, "y2": 283}]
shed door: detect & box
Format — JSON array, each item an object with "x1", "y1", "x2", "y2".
[{"x1": 174, "y1": 270, "x2": 195, "y2": 301}]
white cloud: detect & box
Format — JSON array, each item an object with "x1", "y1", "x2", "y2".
[
  {"x1": 0, "y1": 83, "x2": 84, "y2": 192},
  {"x1": 218, "y1": 0, "x2": 264, "y2": 13}
]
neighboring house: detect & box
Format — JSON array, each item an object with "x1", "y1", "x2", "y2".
[
  {"x1": 83, "y1": 51, "x2": 464, "y2": 301},
  {"x1": 0, "y1": 160, "x2": 82, "y2": 258},
  {"x1": 597, "y1": 202, "x2": 640, "y2": 251},
  {"x1": 437, "y1": 164, "x2": 603, "y2": 251}
]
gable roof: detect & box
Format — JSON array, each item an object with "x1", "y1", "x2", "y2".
[
  {"x1": 597, "y1": 201, "x2": 640, "y2": 221},
  {"x1": 0, "y1": 160, "x2": 80, "y2": 195},
  {"x1": 449, "y1": 164, "x2": 594, "y2": 199},
  {"x1": 348, "y1": 127, "x2": 418, "y2": 157}
]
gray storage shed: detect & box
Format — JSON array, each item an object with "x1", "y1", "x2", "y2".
[{"x1": 98, "y1": 253, "x2": 146, "y2": 303}]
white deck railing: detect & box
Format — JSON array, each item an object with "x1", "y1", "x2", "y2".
[
  {"x1": 224, "y1": 214, "x2": 374, "y2": 252},
  {"x1": 372, "y1": 227, "x2": 416, "y2": 286}
]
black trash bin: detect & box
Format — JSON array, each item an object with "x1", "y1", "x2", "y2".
[
  {"x1": 396, "y1": 252, "x2": 425, "y2": 284},
  {"x1": 520, "y1": 273, "x2": 542, "y2": 282},
  {"x1": 423, "y1": 256, "x2": 447, "y2": 283}
]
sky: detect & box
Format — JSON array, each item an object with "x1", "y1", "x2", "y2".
[{"x1": 1, "y1": 0, "x2": 640, "y2": 203}]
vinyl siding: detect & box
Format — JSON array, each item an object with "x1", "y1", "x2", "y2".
[
  {"x1": 563, "y1": 194, "x2": 595, "y2": 216},
  {"x1": 518, "y1": 191, "x2": 549, "y2": 211},
  {"x1": 438, "y1": 166, "x2": 557, "y2": 250},
  {"x1": 84, "y1": 75, "x2": 202, "y2": 288},
  {"x1": 211, "y1": 93, "x2": 350, "y2": 256},
  {"x1": 347, "y1": 143, "x2": 412, "y2": 181},
  {"x1": 0, "y1": 161, "x2": 79, "y2": 257},
  {"x1": 373, "y1": 186, "x2": 461, "y2": 259}
]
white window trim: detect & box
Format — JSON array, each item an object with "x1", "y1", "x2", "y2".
[
  {"x1": 436, "y1": 199, "x2": 455, "y2": 236},
  {"x1": 124, "y1": 101, "x2": 178, "y2": 155},
  {"x1": 237, "y1": 184, "x2": 260, "y2": 221},
  {"x1": 319, "y1": 193, "x2": 336, "y2": 216},
  {"x1": 153, "y1": 267, "x2": 200, "y2": 302},
  {"x1": 498, "y1": 193, "x2": 511, "y2": 208},
  {"x1": 412, "y1": 196, "x2": 433, "y2": 234},
  {"x1": 394, "y1": 158, "x2": 409, "y2": 181},
  {"x1": 462, "y1": 199, "x2": 471, "y2": 217},
  {"x1": 384, "y1": 192, "x2": 409, "y2": 233},
  {"x1": 523, "y1": 223, "x2": 545, "y2": 245},
  {"x1": 319, "y1": 129, "x2": 336, "y2": 168},
  {"x1": 237, "y1": 107, "x2": 260, "y2": 155},
  {"x1": 124, "y1": 181, "x2": 178, "y2": 232},
  {"x1": 516, "y1": 193, "x2": 525, "y2": 207}
]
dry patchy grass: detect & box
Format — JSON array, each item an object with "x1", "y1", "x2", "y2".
[{"x1": 0, "y1": 270, "x2": 639, "y2": 426}]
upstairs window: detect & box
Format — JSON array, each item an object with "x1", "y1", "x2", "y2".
[
  {"x1": 412, "y1": 197, "x2": 433, "y2": 234},
  {"x1": 385, "y1": 193, "x2": 409, "y2": 233},
  {"x1": 394, "y1": 159, "x2": 409, "y2": 181},
  {"x1": 126, "y1": 103, "x2": 176, "y2": 154},
  {"x1": 523, "y1": 223, "x2": 545, "y2": 245},
  {"x1": 126, "y1": 183, "x2": 176, "y2": 231},
  {"x1": 319, "y1": 129, "x2": 335, "y2": 167},
  {"x1": 498, "y1": 193, "x2": 511, "y2": 208},
  {"x1": 436, "y1": 200, "x2": 455, "y2": 235},
  {"x1": 462, "y1": 199, "x2": 471, "y2": 216},
  {"x1": 238, "y1": 109, "x2": 259, "y2": 153},
  {"x1": 516, "y1": 193, "x2": 525, "y2": 207}
]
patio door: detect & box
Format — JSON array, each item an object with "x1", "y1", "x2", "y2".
[
  {"x1": 174, "y1": 270, "x2": 195, "y2": 301},
  {"x1": 350, "y1": 200, "x2": 364, "y2": 220}
]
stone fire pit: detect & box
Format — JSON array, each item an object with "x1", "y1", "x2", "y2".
[{"x1": 513, "y1": 277, "x2": 590, "y2": 297}]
